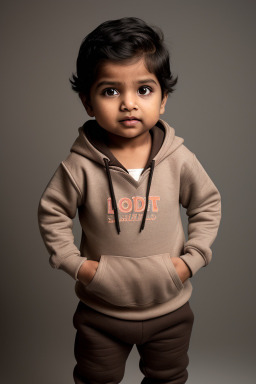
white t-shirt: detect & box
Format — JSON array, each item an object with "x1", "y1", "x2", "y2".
[{"x1": 127, "y1": 168, "x2": 144, "y2": 181}]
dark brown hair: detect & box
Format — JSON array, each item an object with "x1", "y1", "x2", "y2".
[{"x1": 70, "y1": 17, "x2": 178, "y2": 99}]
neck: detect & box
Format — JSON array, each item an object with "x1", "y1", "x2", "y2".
[{"x1": 106, "y1": 131, "x2": 152, "y2": 170}]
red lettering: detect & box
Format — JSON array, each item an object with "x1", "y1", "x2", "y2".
[
  {"x1": 149, "y1": 196, "x2": 160, "y2": 212},
  {"x1": 108, "y1": 196, "x2": 160, "y2": 215},
  {"x1": 132, "y1": 196, "x2": 145, "y2": 212},
  {"x1": 107, "y1": 197, "x2": 114, "y2": 214},
  {"x1": 119, "y1": 198, "x2": 132, "y2": 213}
]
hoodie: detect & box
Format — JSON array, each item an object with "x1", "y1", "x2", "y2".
[{"x1": 38, "y1": 119, "x2": 222, "y2": 320}]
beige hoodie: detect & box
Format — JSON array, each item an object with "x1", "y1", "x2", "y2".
[{"x1": 38, "y1": 119, "x2": 222, "y2": 320}]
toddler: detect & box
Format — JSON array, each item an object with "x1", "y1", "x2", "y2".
[{"x1": 38, "y1": 17, "x2": 222, "y2": 384}]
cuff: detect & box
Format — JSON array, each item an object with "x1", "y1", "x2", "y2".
[
  {"x1": 180, "y1": 248, "x2": 206, "y2": 276},
  {"x1": 58, "y1": 255, "x2": 88, "y2": 280}
]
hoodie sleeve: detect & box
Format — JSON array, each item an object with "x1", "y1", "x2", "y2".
[
  {"x1": 37, "y1": 161, "x2": 87, "y2": 280},
  {"x1": 179, "y1": 152, "x2": 222, "y2": 276}
]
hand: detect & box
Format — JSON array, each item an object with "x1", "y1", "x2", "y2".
[
  {"x1": 77, "y1": 259, "x2": 99, "y2": 286},
  {"x1": 171, "y1": 257, "x2": 191, "y2": 283}
]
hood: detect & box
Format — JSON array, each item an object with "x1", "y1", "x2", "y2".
[
  {"x1": 70, "y1": 119, "x2": 184, "y2": 234},
  {"x1": 70, "y1": 119, "x2": 184, "y2": 171}
]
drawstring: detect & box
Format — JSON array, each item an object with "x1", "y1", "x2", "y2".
[
  {"x1": 104, "y1": 158, "x2": 121, "y2": 234},
  {"x1": 103, "y1": 158, "x2": 156, "y2": 234},
  {"x1": 140, "y1": 160, "x2": 155, "y2": 232}
]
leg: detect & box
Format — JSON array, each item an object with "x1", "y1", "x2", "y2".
[
  {"x1": 73, "y1": 302, "x2": 133, "y2": 384},
  {"x1": 136, "y1": 302, "x2": 194, "y2": 384}
]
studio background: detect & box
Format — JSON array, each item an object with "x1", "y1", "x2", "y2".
[{"x1": 1, "y1": 1, "x2": 255, "y2": 383}]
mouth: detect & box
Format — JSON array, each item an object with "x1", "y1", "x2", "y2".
[{"x1": 119, "y1": 116, "x2": 141, "y2": 122}]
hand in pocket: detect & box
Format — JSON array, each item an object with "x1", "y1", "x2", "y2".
[
  {"x1": 171, "y1": 257, "x2": 191, "y2": 283},
  {"x1": 77, "y1": 260, "x2": 99, "y2": 286}
]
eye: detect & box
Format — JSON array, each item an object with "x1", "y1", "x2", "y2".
[
  {"x1": 138, "y1": 86, "x2": 152, "y2": 96},
  {"x1": 103, "y1": 88, "x2": 119, "y2": 97}
]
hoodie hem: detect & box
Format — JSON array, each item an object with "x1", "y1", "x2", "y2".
[{"x1": 74, "y1": 280, "x2": 193, "y2": 320}]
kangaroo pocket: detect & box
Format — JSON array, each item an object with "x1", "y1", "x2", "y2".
[{"x1": 85, "y1": 253, "x2": 184, "y2": 308}]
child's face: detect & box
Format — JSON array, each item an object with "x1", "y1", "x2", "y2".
[{"x1": 81, "y1": 58, "x2": 168, "y2": 144}]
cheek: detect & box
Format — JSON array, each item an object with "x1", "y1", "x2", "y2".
[
  {"x1": 93, "y1": 102, "x2": 117, "y2": 124},
  {"x1": 150, "y1": 101, "x2": 163, "y2": 114},
  {"x1": 92, "y1": 101, "x2": 107, "y2": 115},
  {"x1": 96, "y1": 99, "x2": 116, "y2": 113}
]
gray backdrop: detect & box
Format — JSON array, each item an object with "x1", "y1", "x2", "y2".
[{"x1": 1, "y1": 0, "x2": 255, "y2": 383}]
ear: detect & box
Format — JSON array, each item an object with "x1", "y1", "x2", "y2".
[
  {"x1": 160, "y1": 93, "x2": 168, "y2": 115},
  {"x1": 79, "y1": 93, "x2": 95, "y2": 117}
]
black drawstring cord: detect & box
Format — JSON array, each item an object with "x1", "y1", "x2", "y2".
[
  {"x1": 104, "y1": 158, "x2": 121, "y2": 234},
  {"x1": 104, "y1": 158, "x2": 155, "y2": 234},
  {"x1": 140, "y1": 160, "x2": 155, "y2": 232}
]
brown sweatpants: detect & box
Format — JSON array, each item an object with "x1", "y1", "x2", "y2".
[{"x1": 73, "y1": 301, "x2": 194, "y2": 384}]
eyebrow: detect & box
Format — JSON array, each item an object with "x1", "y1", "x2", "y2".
[{"x1": 95, "y1": 79, "x2": 158, "y2": 89}]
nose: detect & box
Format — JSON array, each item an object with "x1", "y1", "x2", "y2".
[{"x1": 120, "y1": 92, "x2": 138, "y2": 111}]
